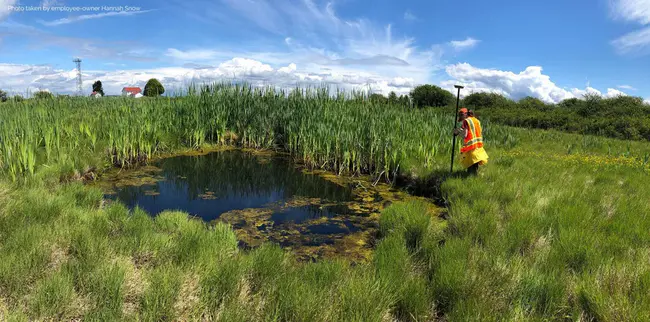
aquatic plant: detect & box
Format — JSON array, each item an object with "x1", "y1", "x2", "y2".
[{"x1": 0, "y1": 83, "x2": 517, "y2": 183}]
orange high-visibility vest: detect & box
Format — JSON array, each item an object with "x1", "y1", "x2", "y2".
[{"x1": 460, "y1": 117, "x2": 484, "y2": 153}]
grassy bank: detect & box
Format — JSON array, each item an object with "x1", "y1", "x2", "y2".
[
  {"x1": 1, "y1": 84, "x2": 650, "y2": 320},
  {"x1": 0, "y1": 180, "x2": 443, "y2": 321}
]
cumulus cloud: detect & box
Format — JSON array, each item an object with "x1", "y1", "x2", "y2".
[
  {"x1": 170, "y1": 0, "x2": 443, "y2": 89},
  {"x1": 443, "y1": 63, "x2": 574, "y2": 103},
  {"x1": 604, "y1": 88, "x2": 628, "y2": 97},
  {"x1": 442, "y1": 63, "x2": 630, "y2": 103},
  {"x1": 0, "y1": 57, "x2": 418, "y2": 97},
  {"x1": 610, "y1": 0, "x2": 650, "y2": 54}
]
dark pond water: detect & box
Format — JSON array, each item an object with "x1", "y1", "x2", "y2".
[
  {"x1": 101, "y1": 150, "x2": 389, "y2": 261},
  {"x1": 106, "y1": 150, "x2": 355, "y2": 221}
]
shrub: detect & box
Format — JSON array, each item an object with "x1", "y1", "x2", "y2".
[
  {"x1": 34, "y1": 91, "x2": 54, "y2": 100},
  {"x1": 144, "y1": 78, "x2": 165, "y2": 97},
  {"x1": 410, "y1": 84, "x2": 455, "y2": 108}
]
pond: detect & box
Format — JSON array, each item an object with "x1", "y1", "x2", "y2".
[{"x1": 94, "y1": 148, "x2": 434, "y2": 262}]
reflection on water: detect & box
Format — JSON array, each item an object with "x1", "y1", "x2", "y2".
[
  {"x1": 96, "y1": 149, "x2": 434, "y2": 262},
  {"x1": 106, "y1": 150, "x2": 354, "y2": 222}
]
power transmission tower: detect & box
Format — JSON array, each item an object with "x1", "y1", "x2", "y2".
[{"x1": 73, "y1": 58, "x2": 82, "y2": 96}]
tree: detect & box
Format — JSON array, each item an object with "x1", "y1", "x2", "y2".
[
  {"x1": 558, "y1": 98, "x2": 580, "y2": 109},
  {"x1": 463, "y1": 92, "x2": 512, "y2": 109},
  {"x1": 92, "y1": 80, "x2": 105, "y2": 96},
  {"x1": 144, "y1": 78, "x2": 165, "y2": 97},
  {"x1": 399, "y1": 95, "x2": 410, "y2": 107},
  {"x1": 409, "y1": 84, "x2": 454, "y2": 108},
  {"x1": 13, "y1": 95, "x2": 24, "y2": 102},
  {"x1": 518, "y1": 96, "x2": 549, "y2": 111},
  {"x1": 388, "y1": 91, "x2": 398, "y2": 105},
  {"x1": 369, "y1": 93, "x2": 388, "y2": 104},
  {"x1": 34, "y1": 91, "x2": 53, "y2": 100},
  {"x1": 0, "y1": 90, "x2": 7, "y2": 102}
]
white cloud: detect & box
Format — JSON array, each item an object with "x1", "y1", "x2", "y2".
[
  {"x1": 0, "y1": 57, "x2": 419, "y2": 97},
  {"x1": 0, "y1": 21, "x2": 157, "y2": 62},
  {"x1": 277, "y1": 63, "x2": 296, "y2": 74},
  {"x1": 1, "y1": 59, "x2": 640, "y2": 104},
  {"x1": 0, "y1": 0, "x2": 18, "y2": 21},
  {"x1": 41, "y1": 0, "x2": 63, "y2": 8},
  {"x1": 40, "y1": 9, "x2": 155, "y2": 26},
  {"x1": 449, "y1": 37, "x2": 480, "y2": 51},
  {"x1": 166, "y1": 48, "x2": 220, "y2": 61},
  {"x1": 610, "y1": 0, "x2": 650, "y2": 54},
  {"x1": 618, "y1": 84, "x2": 637, "y2": 90},
  {"x1": 404, "y1": 11, "x2": 417, "y2": 21},
  {"x1": 570, "y1": 86, "x2": 604, "y2": 97},
  {"x1": 610, "y1": 0, "x2": 650, "y2": 24},
  {"x1": 172, "y1": 0, "x2": 444, "y2": 89},
  {"x1": 444, "y1": 63, "x2": 573, "y2": 103},
  {"x1": 442, "y1": 63, "x2": 630, "y2": 103},
  {"x1": 612, "y1": 26, "x2": 650, "y2": 54},
  {"x1": 604, "y1": 88, "x2": 628, "y2": 97}
]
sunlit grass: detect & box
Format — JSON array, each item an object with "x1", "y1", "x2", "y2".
[{"x1": 1, "y1": 83, "x2": 650, "y2": 320}]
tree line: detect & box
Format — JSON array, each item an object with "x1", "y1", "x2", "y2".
[
  {"x1": 370, "y1": 84, "x2": 650, "y2": 142},
  {"x1": 461, "y1": 92, "x2": 650, "y2": 141},
  {"x1": 0, "y1": 78, "x2": 165, "y2": 101}
]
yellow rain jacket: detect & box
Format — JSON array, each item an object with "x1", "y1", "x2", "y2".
[{"x1": 459, "y1": 116, "x2": 489, "y2": 169}]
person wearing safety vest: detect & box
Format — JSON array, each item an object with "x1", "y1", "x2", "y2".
[{"x1": 453, "y1": 108, "x2": 488, "y2": 176}]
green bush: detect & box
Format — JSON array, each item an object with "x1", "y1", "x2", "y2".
[
  {"x1": 410, "y1": 84, "x2": 455, "y2": 108},
  {"x1": 33, "y1": 91, "x2": 53, "y2": 100},
  {"x1": 144, "y1": 78, "x2": 165, "y2": 97},
  {"x1": 470, "y1": 92, "x2": 650, "y2": 141}
]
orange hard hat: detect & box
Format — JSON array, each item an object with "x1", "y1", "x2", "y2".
[{"x1": 458, "y1": 108, "x2": 468, "y2": 114}]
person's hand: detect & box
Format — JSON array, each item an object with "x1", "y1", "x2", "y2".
[{"x1": 453, "y1": 128, "x2": 462, "y2": 136}]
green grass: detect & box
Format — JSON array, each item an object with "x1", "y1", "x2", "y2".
[{"x1": 1, "y1": 83, "x2": 650, "y2": 320}]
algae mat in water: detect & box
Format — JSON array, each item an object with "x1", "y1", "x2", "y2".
[{"x1": 92, "y1": 149, "x2": 438, "y2": 262}]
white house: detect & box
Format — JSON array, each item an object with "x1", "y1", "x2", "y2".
[{"x1": 122, "y1": 87, "x2": 142, "y2": 97}]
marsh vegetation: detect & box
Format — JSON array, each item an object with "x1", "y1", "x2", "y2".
[{"x1": 0, "y1": 84, "x2": 649, "y2": 320}]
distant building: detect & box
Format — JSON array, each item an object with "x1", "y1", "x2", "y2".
[
  {"x1": 90, "y1": 91, "x2": 102, "y2": 98},
  {"x1": 122, "y1": 87, "x2": 142, "y2": 97}
]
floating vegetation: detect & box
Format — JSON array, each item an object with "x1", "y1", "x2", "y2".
[{"x1": 95, "y1": 149, "x2": 436, "y2": 261}]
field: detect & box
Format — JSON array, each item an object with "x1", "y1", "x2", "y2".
[{"x1": 1, "y1": 84, "x2": 650, "y2": 321}]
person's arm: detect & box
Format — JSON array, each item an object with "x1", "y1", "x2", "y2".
[{"x1": 454, "y1": 120, "x2": 468, "y2": 137}]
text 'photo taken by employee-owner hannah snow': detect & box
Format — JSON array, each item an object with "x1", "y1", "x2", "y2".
[{"x1": 6, "y1": 5, "x2": 143, "y2": 13}]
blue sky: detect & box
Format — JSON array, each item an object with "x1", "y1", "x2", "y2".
[{"x1": 0, "y1": 0, "x2": 649, "y2": 102}]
